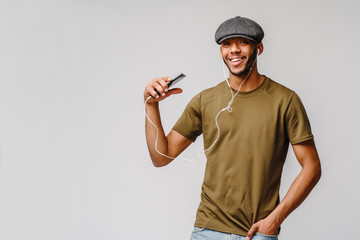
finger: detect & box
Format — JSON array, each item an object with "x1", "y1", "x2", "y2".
[
  {"x1": 246, "y1": 224, "x2": 258, "y2": 240},
  {"x1": 159, "y1": 78, "x2": 170, "y2": 93},
  {"x1": 156, "y1": 77, "x2": 172, "y2": 84},
  {"x1": 150, "y1": 88, "x2": 182, "y2": 103},
  {"x1": 153, "y1": 82, "x2": 166, "y2": 97},
  {"x1": 147, "y1": 85, "x2": 160, "y2": 99},
  {"x1": 164, "y1": 77, "x2": 172, "y2": 83}
]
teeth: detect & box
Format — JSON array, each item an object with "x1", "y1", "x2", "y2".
[{"x1": 231, "y1": 58, "x2": 241, "y2": 62}]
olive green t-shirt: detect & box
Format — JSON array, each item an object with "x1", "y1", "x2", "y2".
[{"x1": 172, "y1": 76, "x2": 313, "y2": 236}]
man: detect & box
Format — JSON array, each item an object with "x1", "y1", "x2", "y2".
[{"x1": 144, "y1": 16, "x2": 321, "y2": 240}]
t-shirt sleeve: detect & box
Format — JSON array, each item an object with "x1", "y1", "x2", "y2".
[
  {"x1": 285, "y1": 92, "x2": 314, "y2": 145},
  {"x1": 172, "y1": 93, "x2": 202, "y2": 142}
]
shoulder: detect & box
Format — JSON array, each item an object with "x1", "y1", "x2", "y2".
[
  {"x1": 195, "y1": 81, "x2": 226, "y2": 106},
  {"x1": 182, "y1": 81, "x2": 226, "y2": 116},
  {"x1": 264, "y1": 77, "x2": 294, "y2": 95},
  {"x1": 183, "y1": 81, "x2": 226, "y2": 112},
  {"x1": 262, "y1": 76, "x2": 296, "y2": 104},
  {"x1": 262, "y1": 77, "x2": 311, "y2": 116}
]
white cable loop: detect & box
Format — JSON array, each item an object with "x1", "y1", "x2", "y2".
[{"x1": 202, "y1": 57, "x2": 257, "y2": 154}]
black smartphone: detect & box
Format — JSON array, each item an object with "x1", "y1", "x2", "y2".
[
  {"x1": 167, "y1": 73, "x2": 186, "y2": 88},
  {"x1": 153, "y1": 73, "x2": 186, "y2": 97}
]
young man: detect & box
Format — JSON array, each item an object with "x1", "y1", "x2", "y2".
[{"x1": 144, "y1": 16, "x2": 321, "y2": 240}]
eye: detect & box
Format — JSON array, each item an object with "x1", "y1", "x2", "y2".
[{"x1": 221, "y1": 41, "x2": 230, "y2": 46}]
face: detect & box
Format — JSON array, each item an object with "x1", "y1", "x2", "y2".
[{"x1": 220, "y1": 37, "x2": 259, "y2": 77}]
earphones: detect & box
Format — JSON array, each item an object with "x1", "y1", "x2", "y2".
[{"x1": 144, "y1": 46, "x2": 260, "y2": 162}]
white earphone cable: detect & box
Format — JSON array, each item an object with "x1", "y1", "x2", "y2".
[
  {"x1": 144, "y1": 51, "x2": 258, "y2": 162},
  {"x1": 144, "y1": 96, "x2": 195, "y2": 163},
  {"x1": 202, "y1": 55, "x2": 258, "y2": 154}
]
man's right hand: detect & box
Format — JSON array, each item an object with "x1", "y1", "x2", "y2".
[{"x1": 144, "y1": 77, "x2": 183, "y2": 104}]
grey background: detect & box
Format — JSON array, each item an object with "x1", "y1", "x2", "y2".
[{"x1": 0, "y1": 0, "x2": 359, "y2": 239}]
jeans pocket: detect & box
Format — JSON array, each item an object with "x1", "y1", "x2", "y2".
[
  {"x1": 254, "y1": 232, "x2": 278, "y2": 240},
  {"x1": 192, "y1": 227, "x2": 205, "y2": 233}
]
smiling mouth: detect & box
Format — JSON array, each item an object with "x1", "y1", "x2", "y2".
[{"x1": 229, "y1": 57, "x2": 246, "y2": 64}]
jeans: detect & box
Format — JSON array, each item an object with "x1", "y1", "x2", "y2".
[{"x1": 190, "y1": 227, "x2": 278, "y2": 240}]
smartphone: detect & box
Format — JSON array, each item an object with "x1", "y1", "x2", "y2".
[
  {"x1": 167, "y1": 73, "x2": 186, "y2": 88},
  {"x1": 153, "y1": 73, "x2": 186, "y2": 97}
]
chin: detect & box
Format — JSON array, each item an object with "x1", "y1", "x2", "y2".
[{"x1": 230, "y1": 68, "x2": 248, "y2": 77}]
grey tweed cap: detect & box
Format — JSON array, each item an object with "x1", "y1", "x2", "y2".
[{"x1": 215, "y1": 16, "x2": 264, "y2": 44}]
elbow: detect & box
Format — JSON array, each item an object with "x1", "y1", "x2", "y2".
[
  {"x1": 151, "y1": 155, "x2": 172, "y2": 168},
  {"x1": 316, "y1": 163, "x2": 322, "y2": 182},
  {"x1": 152, "y1": 160, "x2": 167, "y2": 168},
  {"x1": 303, "y1": 157, "x2": 322, "y2": 186},
  {"x1": 313, "y1": 159, "x2": 322, "y2": 184}
]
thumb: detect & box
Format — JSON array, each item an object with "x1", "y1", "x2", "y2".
[
  {"x1": 246, "y1": 224, "x2": 258, "y2": 240},
  {"x1": 167, "y1": 88, "x2": 183, "y2": 96}
]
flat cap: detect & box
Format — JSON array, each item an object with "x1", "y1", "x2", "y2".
[{"x1": 215, "y1": 16, "x2": 264, "y2": 44}]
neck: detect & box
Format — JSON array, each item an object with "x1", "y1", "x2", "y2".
[{"x1": 228, "y1": 64, "x2": 264, "y2": 92}]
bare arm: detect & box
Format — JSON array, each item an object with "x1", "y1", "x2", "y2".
[
  {"x1": 144, "y1": 77, "x2": 193, "y2": 167},
  {"x1": 247, "y1": 139, "x2": 321, "y2": 239}
]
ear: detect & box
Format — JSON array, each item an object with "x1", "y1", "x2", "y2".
[{"x1": 257, "y1": 43, "x2": 264, "y2": 55}]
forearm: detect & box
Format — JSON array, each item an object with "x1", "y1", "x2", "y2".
[
  {"x1": 268, "y1": 161, "x2": 321, "y2": 227},
  {"x1": 143, "y1": 76, "x2": 185, "y2": 166},
  {"x1": 145, "y1": 102, "x2": 170, "y2": 166}
]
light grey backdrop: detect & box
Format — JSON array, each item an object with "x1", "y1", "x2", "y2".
[{"x1": 0, "y1": 0, "x2": 359, "y2": 239}]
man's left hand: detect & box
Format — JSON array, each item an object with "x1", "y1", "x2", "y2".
[{"x1": 246, "y1": 217, "x2": 279, "y2": 240}]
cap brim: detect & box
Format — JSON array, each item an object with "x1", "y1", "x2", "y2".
[{"x1": 217, "y1": 34, "x2": 258, "y2": 44}]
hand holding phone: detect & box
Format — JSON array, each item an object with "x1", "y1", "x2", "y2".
[
  {"x1": 152, "y1": 73, "x2": 185, "y2": 98},
  {"x1": 144, "y1": 73, "x2": 186, "y2": 102}
]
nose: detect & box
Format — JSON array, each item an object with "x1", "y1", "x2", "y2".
[{"x1": 230, "y1": 42, "x2": 241, "y2": 54}]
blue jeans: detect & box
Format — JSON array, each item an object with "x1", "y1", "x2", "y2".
[{"x1": 190, "y1": 227, "x2": 278, "y2": 240}]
